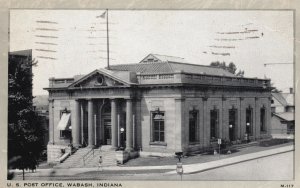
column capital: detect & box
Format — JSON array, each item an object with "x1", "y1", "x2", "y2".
[
  {"x1": 87, "y1": 98, "x2": 93, "y2": 101},
  {"x1": 48, "y1": 99, "x2": 54, "y2": 103}
]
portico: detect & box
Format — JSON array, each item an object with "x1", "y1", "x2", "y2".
[{"x1": 71, "y1": 97, "x2": 134, "y2": 150}]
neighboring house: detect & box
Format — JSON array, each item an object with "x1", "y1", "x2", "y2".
[
  {"x1": 45, "y1": 53, "x2": 273, "y2": 163},
  {"x1": 271, "y1": 89, "x2": 295, "y2": 136},
  {"x1": 33, "y1": 95, "x2": 49, "y2": 148}
]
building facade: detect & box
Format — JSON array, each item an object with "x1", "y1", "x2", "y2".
[{"x1": 45, "y1": 54, "x2": 272, "y2": 162}]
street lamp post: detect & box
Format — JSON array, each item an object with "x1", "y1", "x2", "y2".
[
  {"x1": 175, "y1": 152, "x2": 184, "y2": 181},
  {"x1": 120, "y1": 127, "x2": 124, "y2": 150}
]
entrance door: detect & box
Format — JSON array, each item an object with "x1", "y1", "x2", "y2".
[
  {"x1": 229, "y1": 109, "x2": 237, "y2": 141},
  {"x1": 103, "y1": 118, "x2": 111, "y2": 145}
]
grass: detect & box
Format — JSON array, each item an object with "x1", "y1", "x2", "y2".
[{"x1": 123, "y1": 141, "x2": 293, "y2": 167}]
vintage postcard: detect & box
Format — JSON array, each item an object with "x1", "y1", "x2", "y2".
[{"x1": 1, "y1": 1, "x2": 299, "y2": 188}]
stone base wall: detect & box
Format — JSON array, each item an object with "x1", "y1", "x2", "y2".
[
  {"x1": 139, "y1": 151, "x2": 174, "y2": 157},
  {"x1": 116, "y1": 151, "x2": 139, "y2": 164},
  {"x1": 47, "y1": 144, "x2": 70, "y2": 163}
]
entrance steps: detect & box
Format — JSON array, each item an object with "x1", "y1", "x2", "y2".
[
  {"x1": 54, "y1": 147, "x2": 92, "y2": 169},
  {"x1": 54, "y1": 146, "x2": 117, "y2": 169},
  {"x1": 84, "y1": 148, "x2": 117, "y2": 167}
]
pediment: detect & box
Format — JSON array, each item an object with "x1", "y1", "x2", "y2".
[
  {"x1": 139, "y1": 54, "x2": 162, "y2": 63},
  {"x1": 69, "y1": 70, "x2": 129, "y2": 89}
]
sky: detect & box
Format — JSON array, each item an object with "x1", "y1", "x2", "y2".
[{"x1": 10, "y1": 10, "x2": 294, "y2": 95}]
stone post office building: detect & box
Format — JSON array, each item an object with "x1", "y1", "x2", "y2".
[{"x1": 45, "y1": 54, "x2": 272, "y2": 163}]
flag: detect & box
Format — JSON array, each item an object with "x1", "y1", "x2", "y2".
[{"x1": 97, "y1": 11, "x2": 106, "y2": 19}]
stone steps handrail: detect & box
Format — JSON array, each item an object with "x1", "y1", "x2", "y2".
[{"x1": 82, "y1": 148, "x2": 94, "y2": 166}]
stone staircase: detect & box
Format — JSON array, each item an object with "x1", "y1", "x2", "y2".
[
  {"x1": 54, "y1": 147, "x2": 91, "y2": 169},
  {"x1": 83, "y1": 147, "x2": 117, "y2": 167},
  {"x1": 54, "y1": 146, "x2": 117, "y2": 168}
]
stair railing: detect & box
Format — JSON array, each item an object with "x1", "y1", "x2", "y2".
[{"x1": 82, "y1": 148, "x2": 94, "y2": 166}]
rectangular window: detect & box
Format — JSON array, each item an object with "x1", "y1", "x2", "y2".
[
  {"x1": 189, "y1": 110, "x2": 198, "y2": 143},
  {"x1": 210, "y1": 109, "x2": 218, "y2": 140},
  {"x1": 60, "y1": 130, "x2": 71, "y2": 138},
  {"x1": 152, "y1": 112, "x2": 165, "y2": 142},
  {"x1": 58, "y1": 111, "x2": 71, "y2": 139},
  {"x1": 246, "y1": 108, "x2": 253, "y2": 136},
  {"x1": 229, "y1": 109, "x2": 237, "y2": 141},
  {"x1": 260, "y1": 108, "x2": 266, "y2": 132}
]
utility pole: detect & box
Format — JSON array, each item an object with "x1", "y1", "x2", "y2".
[{"x1": 106, "y1": 9, "x2": 110, "y2": 69}]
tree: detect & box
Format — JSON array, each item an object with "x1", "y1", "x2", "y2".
[
  {"x1": 210, "y1": 61, "x2": 244, "y2": 77},
  {"x1": 8, "y1": 54, "x2": 44, "y2": 180},
  {"x1": 236, "y1": 70, "x2": 245, "y2": 77}
]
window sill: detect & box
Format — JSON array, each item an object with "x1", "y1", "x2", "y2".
[{"x1": 149, "y1": 142, "x2": 167, "y2": 146}]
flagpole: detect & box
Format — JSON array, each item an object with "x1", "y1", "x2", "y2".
[{"x1": 106, "y1": 9, "x2": 110, "y2": 69}]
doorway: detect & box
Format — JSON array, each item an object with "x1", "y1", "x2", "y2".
[
  {"x1": 103, "y1": 118, "x2": 111, "y2": 145},
  {"x1": 101, "y1": 102, "x2": 111, "y2": 145}
]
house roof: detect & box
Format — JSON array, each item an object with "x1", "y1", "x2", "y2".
[
  {"x1": 272, "y1": 92, "x2": 288, "y2": 106},
  {"x1": 273, "y1": 112, "x2": 294, "y2": 121},
  {"x1": 109, "y1": 54, "x2": 235, "y2": 77},
  {"x1": 9, "y1": 49, "x2": 32, "y2": 57},
  {"x1": 281, "y1": 93, "x2": 294, "y2": 106},
  {"x1": 272, "y1": 92, "x2": 294, "y2": 107}
]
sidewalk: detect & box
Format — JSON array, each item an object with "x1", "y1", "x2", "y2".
[{"x1": 11, "y1": 143, "x2": 294, "y2": 179}]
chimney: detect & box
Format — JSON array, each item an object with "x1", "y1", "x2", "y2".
[{"x1": 289, "y1": 87, "x2": 294, "y2": 94}]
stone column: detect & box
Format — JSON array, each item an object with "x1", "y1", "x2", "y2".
[
  {"x1": 126, "y1": 99, "x2": 133, "y2": 151},
  {"x1": 72, "y1": 99, "x2": 81, "y2": 147},
  {"x1": 48, "y1": 99, "x2": 54, "y2": 144},
  {"x1": 111, "y1": 99, "x2": 118, "y2": 149},
  {"x1": 88, "y1": 99, "x2": 94, "y2": 147}
]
